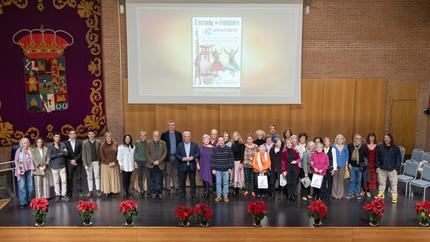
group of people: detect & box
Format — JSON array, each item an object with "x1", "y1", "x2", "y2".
[{"x1": 13, "y1": 121, "x2": 402, "y2": 208}]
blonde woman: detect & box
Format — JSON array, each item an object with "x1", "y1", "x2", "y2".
[
  {"x1": 332, "y1": 134, "x2": 349, "y2": 199},
  {"x1": 31, "y1": 138, "x2": 50, "y2": 199},
  {"x1": 14, "y1": 138, "x2": 35, "y2": 208},
  {"x1": 290, "y1": 135, "x2": 298, "y2": 147},
  {"x1": 223, "y1": 132, "x2": 232, "y2": 147},
  {"x1": 254, "y1": 130, "x2": 266, "y2": 146},
  {"x1": 100, "y1": 132, "x2": 121, "y2": 198},
  {"x1": 231, "y1": 131, "x2": 245, "y2": 197}
]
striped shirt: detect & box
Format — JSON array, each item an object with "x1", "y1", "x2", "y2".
[{"x1": 210, "y1": 145, "x2": 234, "y2": 171}]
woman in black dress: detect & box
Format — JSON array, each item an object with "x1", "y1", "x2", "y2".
[{"x1": 269, "y1": 139, "x2": 283, "y2": 197}]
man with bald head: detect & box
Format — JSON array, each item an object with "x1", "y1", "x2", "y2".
[
  {"x1": 146, "y1": 130, "x2": 167, "y2": 199},
  {"x1": 210, "y1": 129, "x2": 219, "y2": 146}
]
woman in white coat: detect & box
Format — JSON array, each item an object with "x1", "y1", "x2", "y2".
[{"x1": 117, "y1": 134, "x2": 136, "y2": 199}]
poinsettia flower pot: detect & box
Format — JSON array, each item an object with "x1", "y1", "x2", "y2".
[
  {"x1": 30, "y1": 198, "x2": 49, "y2": 227},
  {"x1": 178, "y1": 220, "x2": 191, "y2": 227},
  {"x1": 253, "y1": 218, "x2": 262, "y2": 227},
  {"x1": 125, "y1": 217, "x2": 134, "y2": 227},
  {"x1": 35, "y1": 217, "x2": 45, "y2": 227},
  {"x1": 313, "y1": 217, "x2": 322, "y2": 227},
  {"x1": 368, "y1": 217, "x2": 380, "y2": 227},
  {"x1": 419, "y1": 217, "x2": 429, "y2": 227},
  {"x1": 83, "y1": 216, "x2": 93, "y2": 226},
  {"x1": 200, "y1": 221, "x2": 210, "y2": 227}
]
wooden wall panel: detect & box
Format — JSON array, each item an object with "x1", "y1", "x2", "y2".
[
  {"x1": 390, "y1": 82, "x2": 419, "y2": 154},
  {"x1": 123, "y1": 79, "x2": 156, "y2": 137},
  {"x1": 252, "y1": 105, "x2": 290, "y2": 135},
  {"x1": 220, "y1": 105, "x2": 290, "y2": 137},
  {"x1": 137, "y1": 228, "x2": 245, "y2": 242},
  {"x1": 2, "y1": 227, "x2": 430, "y2": 242},
  {"x1": 353, "y1": 78, "x2": 387, "y2": 140},
  {"x1": 219, "y1": 105, "x2": 257, "y2": 136},
  {"x1": 289, "y1": 79, "x2": 324, "y2": 139},
  {"x1": 124, "y1": 104, "x2": 156, "y2": 137},
  {"x1": 28, "y1": 227, "x2": 137, "y2": 242},
  {"x1": 322, "y1": 79, "x2": 356, "y2": 142},
  {"x1": 352, "y1": 228, "x2": 430, "y2": 242},
  {"x1": 391, "y1": 100, "x2": 417, "y2": 153},
  {"x1": 154, "y1": 105, "x2": 188, "y2": 133},
  {"x1": 123, "y1": 78, "x2": 387, "y2": 145},
  {"x1": 187, "y1": 104, "x2": 220, "y2": 141}
]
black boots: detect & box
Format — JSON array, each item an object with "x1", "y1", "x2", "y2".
[{"x1": 233, "y1": 188, "x2": 239, "y2": 197}]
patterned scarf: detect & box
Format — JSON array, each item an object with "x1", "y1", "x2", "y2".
[{"x1": 352, "y1": 144, "x2": 361, "y2": 165}]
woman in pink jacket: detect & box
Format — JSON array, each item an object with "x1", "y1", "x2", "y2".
[{"x1": 310, "y1": 143, "x2": 329, "y2": 200}]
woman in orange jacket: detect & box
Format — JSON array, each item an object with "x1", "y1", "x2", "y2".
[{"x1": 252, "y1": 145, "x2": 271, "y2": 198}]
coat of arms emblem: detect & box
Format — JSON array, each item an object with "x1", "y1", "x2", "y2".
[{"x1": 13, "y1": 26, "x2": 73, "y2": 113}]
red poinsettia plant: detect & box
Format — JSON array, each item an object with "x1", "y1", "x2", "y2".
[
  {"x1": 416, "y1": 201, "x2": 430, "y2": 224},
  {"x1": 29, "y1": 198, "x2": 49, "y2": 225},
  {"x1": 247, "y1": 201, "x2": 268, "y2": 224},
  {"x1": 176, "y1": 205, "x2": 193, "y2": 225},
  {"x1": 120, "y1": 200, "x2": 138, "y2": 222},
  {"x1": 193, "y1": 203, "x2": 213, "y2": 225},
  {"x1": 77, "y1": 200, "x2": 98, "y2": 222},
  {"x1": 307, "y1": 200, "x2": 328, "y2": 220},
  {"x1": 363, "y1": 198, "x2": 384, "y2": 225}
]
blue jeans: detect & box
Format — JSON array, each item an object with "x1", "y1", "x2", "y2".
[
  {"x1": 348, "y1": 166, "x2": 362, "y2": 196},
  {"x1": 216, "y1": 171, "x2": 229, "y2": 197},
  {"x1": 18, "y1": 170, "x2": 33, "y2": 205}
]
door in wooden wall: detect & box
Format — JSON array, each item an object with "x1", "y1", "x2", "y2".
[
  {"x1": 391, "y1": 100, "x2": 417, "y2": 154},
  {"x1": 390, "y1": 82, "x2": 419, "y2": 154}
]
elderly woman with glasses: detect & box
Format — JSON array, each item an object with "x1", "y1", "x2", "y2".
[{"x1": 14, "y1": 137, "x2": 35, "y2": 208}]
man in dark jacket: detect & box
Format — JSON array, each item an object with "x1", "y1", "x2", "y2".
[
  {"x1": 64, "y1": 129, "x2": 83, "y2": 199},
  {"x1": 375, "y1": 133, "x2": 401, "y2": 204},
  {"x1": 175, "y1": 131, "x2": 200, "y2": 201},
  {"x1": 47, "y1": 133, "x2": 69, "y2": 202},
  {"x1": 161, "y1": 120, "x2": 182, "y2": 195}
]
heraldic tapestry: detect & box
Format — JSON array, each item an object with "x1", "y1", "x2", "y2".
[{"x1": 0, "y1": 0, "x2": 106, "y2": 146}]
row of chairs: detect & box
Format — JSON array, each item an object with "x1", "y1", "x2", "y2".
[{"x1": 398, "y1": 149, "x2": 430, "y2": 201}]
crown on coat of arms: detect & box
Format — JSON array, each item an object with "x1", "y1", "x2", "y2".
[{"x1": 13, "y1": 25, "x2": 73, "y2": 59}]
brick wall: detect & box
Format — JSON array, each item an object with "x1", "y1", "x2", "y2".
[
  {"x1": 300, "y1": 0, "x2": 430, "y2": 151},
  {"x1": 1, "y1": 0, "x2": 429, "y2": 163},
  {"x1": 108, "y1": 0, "x2": 429, "y2": 150}
]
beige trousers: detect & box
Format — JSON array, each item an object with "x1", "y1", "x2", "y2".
[
  {"x1": 52, "y1": 168, "x2": 67, "y2": 196},
  {"x1": 377, "y1": 168, "x2": 398, "y2": 195}
]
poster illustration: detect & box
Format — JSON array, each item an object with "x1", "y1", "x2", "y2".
[{"x1": 192, "y1": 17, "x2": 242, "y2": 88}]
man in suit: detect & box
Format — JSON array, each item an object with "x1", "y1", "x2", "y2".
[
  {"x1": 161, "y1": 120, "x2": 182, "y2": 195},
  {"x1": 82, "y1": 130, "x2": 102, "y2": 198},
  {"x1": 64, "y1": 129, "x2": 83, "y2": 199},
  {"x1": 175, "y1": 131, "x2": 200, "y2": 201},
  {"x1": 146, "y1": 130, "x2": 167, "y2": 199}
]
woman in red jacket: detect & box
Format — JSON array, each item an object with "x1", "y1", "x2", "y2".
[
  {"x1": 281, "y1": 139, "x2": 301, "y2": 201},
  {"x1": 310, "y1": 143, "x2": 329, "y2": 200}
]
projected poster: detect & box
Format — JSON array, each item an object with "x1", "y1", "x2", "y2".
[{"x1": 192, "y1": 17, "x2": 242, "y2": 88}]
